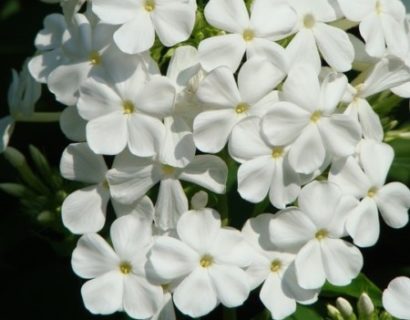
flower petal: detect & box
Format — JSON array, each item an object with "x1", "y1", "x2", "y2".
[
  {"x1": 382, "y1": 276, "x2": 410, "y2": 320},
  {"x1": 295, "y1": 240, "x2": 325, "y2": 289},
  {"x1": 204, "y1": 0, "x2": 249, "y2": 33}
]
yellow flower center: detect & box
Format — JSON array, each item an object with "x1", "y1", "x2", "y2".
[
  {"x1": 102, "y1": 179, "x2": 110, "y2": 190},
  {"x1": 235, "y1": 102, "x2": 249, "y2": 114},
  {"x1": 161, "y1": 283, "x2": 171, "y2": 293},
  {"x1": 315, "y1": 229, "x2": 329, "y2": 240},
  {"x1": 145, "y1": 0, "x2": 155, "y2": 12},
  {"x1": 367, "y1": 187, "x2": 378, "y2": 198},
  {"x1": 272, "y1": 147, "x2": 284, "y2": 159},
  {"x1": 122, "y1": 100, "x2": 135, "y2": 115},
  {"x1": 310, "y1": 111, "x2": 322, "y2": 123},
  {"x1": 162, "y1": 165, "x2": 175, "y2": 176},
  {"x1": 89, "y1": 51, "x2": 102, "y2": 66},
  {"x1": 303, "y1": 14, "x2": 316, "y2": 29},
  {"x1": 243, "y1": 29, "x2": 255, "y2": 42},
  {"x1": 199, "y1": 255, "x2": 214, "y2": 268},
  {"x1": 119, "y1": 261, "x2": 132, "y2": 275},
  {"x1": 270, "y1": 259, "x2": 282, "y2": 273},
  {"x1": 375, "y1": 1, "x2": 382, "y2": 15}
]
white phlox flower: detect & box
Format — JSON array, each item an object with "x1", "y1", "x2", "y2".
[
  {"x1": 1, "y1": 62, "x2": 41, "y2": 152},
  {"x1": 343, "y1": 57, "x2": 410, "y2": 141},
  {"x1": 59, "y1": 105, "x2": 87, "y2": 142},
  {"x1": 194, "y1": 58, "x2": 283, "y2": 153},
  {"x1": 229, "y1": 116, "x2": 301, "y2": 209},
  {"x1": 242, "y1": 215, "x2": 319, "y2": 320},
  {"x1": 77, "y1": 62, "x2": 175, "y2": 156},
  {"x1": 270, "y1": 181, "x2": 363, "y2": 289},
  {"x1": 329, "y1": 139, "x2": 410, "y2": 247},
  {"x1": 92, "y1": 0, "x2": 197, "y2": 54},
  {"x1": 71, "y1": 214, "x2": 163, "y2": 318},
  {"x1": 198, "y1": 0, "x2": 296, "y2": 72},
  {"x1": 262, "y1": 64, "x2": 361, "y2": 174},
  {"x1": 106, "y1": 133, "x2": 228, "y2": 230},
  {"x1": 285, "y1": 0, "x2": 355, "y2": 73},
  {"x1": 40, "y1": 0, "x2": 87, "y2": 20},
  {"x1": 392, "y1": 19, "x2": 410, "y2": 98},
  {"x1": 382, "y1": 276, "x2": 410, "y2": 320},
  {"x1": 337, "y1": 0, "x2": 408, "y2": 58},
  {"x1": 148, "y1": 208, "x2": 253, "y2": 318},
  {"x1": 60, "y1": 142, "x2": 154, "y2": 234}
]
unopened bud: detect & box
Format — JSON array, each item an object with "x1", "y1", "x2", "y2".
[
  {"x1": 328, "y1": 304, "x2": 344, "y2": 320},
  {"x1": 336, "y1": 297, "x2": 355, "y2": 319},
  {"x1": 358, "y1": 293, "x2": 374, "y2": 317},
  {"x1": 380, "y1": 311, "x2": 393, "y2": 320},
  {"x1": 191, "y1": 191, "x2": 208, "y2": 210}
]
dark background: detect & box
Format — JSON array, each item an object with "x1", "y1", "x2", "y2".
[{"x1": 0, "y1": 1, "x2": 409, "y2": 319}]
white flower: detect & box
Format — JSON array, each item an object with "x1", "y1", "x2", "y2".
[
  {"x1": 107, "y1": 135, "x2": 227, "y2": 230},
  {"x1": 60, "y1": 142, "x2": 153, "y2": 234},
  {"x1": 229, "y1": 116, "x2": 301, "y2": 209},
  {"x1": 71, "y1": 214, "x2": 163, "y2": 318},
  {"x1": 148, "y1": 209, "x2": 252, "y2": 318},
  {"x1": 1, "y1": 62, "x2": 41, "y2": 152},
  {"x1": 194, "y1": 58, "x2": 283, "y2": 153},
  {"x1": 262, "y1": 64, "x2": 361, "y2": 174},
  {"x1": 285, "y1": 0, "x2": 354, "y2": 72},
  {"x1": 329, "y1": 139, "x2": 410, "y2": 247},
  {"x1": 344, "y1": 57, "x2": 410, "y2": 141},
  {"x1": 382, "y1": 276, "x2": 410, "y2": 320},
  {"x1": 242, "y1": 215, "x2": 318, "y2": 320},
  {"x1": 337, "y1": 0, "x2": 408, "y2": 58},
  {"x1": 92, "y1": 0, "x2": 197, "y2": 54},
  {"x1": 77, "y1": 64, "x2": 175, "y2": 156},
  {"x1": 199, "y1": 0, "x2": 295, "y2": 72},
  {"x1": 59, "y1": 106, "x2": 87, "y2": 142},
  {"x1": 270, "y1": 181, "x2": 363, "y2": 289}
]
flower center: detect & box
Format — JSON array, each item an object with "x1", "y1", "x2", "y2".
[
  {"x1": 122, "y1": 100, "x2": 135, "y2": 115},
  {"x1": 162, "y1": 165, "x2": 175, "y2": 176},
  {"x1": 89, "y1": 51, "x2": 102, "y2": 66},
  {"x1": 272, "y1": 147, "x2": 284, "y2": 159},
  {"x1": 315, "y1": 229, "x2": 329, "y2": 240},
  {"x1": 375, "y1": 1, "x2": 382, "y2": 15},
  {"x1": 310, "y1": 110, "x2": 322, "y2": 123},
  {"x1": 144, "y1": 0, "x2": 155, "y2": 12},
  {"x1": 161, "y1": 283, "x2": 171, "y2": 293},
  {"x1": 367, "y1": 187, "x2": 378, "y2": 198},
  {"x1": 119, "y1": 261, "x2": 132, "y2": 275},
  {"x1": 270, "y1": 259, "x2": 282, "y2": 273},
  {"x1": 102, "y1": 179, "x2": 110, "y2": 190},
  {"x1": 199, "y1": 255, "x2": 214, "y2": 268},
  {"x1": 235, "y1": 102, "x2": 249, "y2": 114},
  {"x1": 303, "y1": 14, "x2": 316, "y2": 29},
  {"x1": 242, "y1": 29, "x2": 255, "y2": 42}
]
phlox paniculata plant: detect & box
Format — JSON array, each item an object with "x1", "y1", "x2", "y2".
[{"x1": 2, "y1": 0, "x2": 410, "y2": 319}]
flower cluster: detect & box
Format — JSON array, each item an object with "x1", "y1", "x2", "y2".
[{"x1": 2, "y1": 0, "x2": 410, "y2": 319}]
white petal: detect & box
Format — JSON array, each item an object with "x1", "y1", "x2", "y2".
[
  {"x1": 288, "y1": 125, "x2": 325, "y2": 174},
  {"x1": 149, "y1": 236, "x2": 198, "y2": 280},
  {"x1": 72, "y1": 233, "x2": 119, "y2": 279},
  {"x1": 346, "y1": 197, "x2": 380, "y2": 248},
  {"x1": 151, "y1": 292, "x2": 176, "y2": 320},
  {"x1": 60, "y1": 142, "x2": 107, "y2": 183},
  {"x1": 269, "y1": 209, "x2": 316, "y2": 252},
  {"x1": 209, "y1": 265, "x2": 250, "y2": 307},
  {"x1": 321, "y1": 238, "x2": 363, "y2": 286},
  {"x1": 376, "y1": 182, "x2": 410, "y2": 228},
  {"x1": 62, "y1": 185, "x2": 109, "y2": 234},
  {"x1": 81, "y1": 271, "x2": 124, "y2": 315},
  {"x1": 337, "y1": 0, "x2": 373, "y2": 21},
  {"x1": 198, "y1": 34, "x2": 247, "y2": 72},
  {"x1": 382, "y1": 14, "x2": 408, "y2": 58},
  {"x1": 0, "y1": 116, "x2": 14, "y2": 153},
  {"x1": 28, "y1": 49, "x2": 67, "y2": 83},
  {"x1": 166, "y1": 45, "x2": 199, "y2": 87},
  {"x1": 318, "y1": 114, "x2": 361, "y2": 158},
  {"x1": 173, "y1": 267, "x2": 218, "y2": 318},
  {"x1": 313, "y1": 23, "x2": 354, "y2": 72},
  {"x1": 261, "y1": 102, "x2": 310, "y2": 146},
  {"x1": 360, "y1": 140, "x2": 394, "y2": 187},
  {"x1": 242, "y1": 214, "x2": 276, "y2": 252},
  {"x1": 204, "y1": 0, "x2": 249, "y2": 33},
  {"x1": 360, "y1": 14, "x2": 385, "y2": 58},
  {"x1": 260, "y1": 273, "x2": 297, "y2": 320},
  {"x1": 383, "y1": 276, "x2": 410, "y2": 320},
  {"x1": 86, "y1": 112, "x2": 127, "y2": 155},
  {"x1": 319, "y1": 72, "x2": 348, "y2": 114},
  {"x1": 328, "y1": 195, "x2": 360, "y2": 238},
  {"x1": 193, "y1": 109, "x2": 238, "y2": 153},
  {"x1": 152, "y1": 2, "x2": 196, "y2": 46},
  {"x1": 238, "y1": 156, "x2": 274, "y2": 203},
  {"x1": 123, "y1": 275, "x2": 163, "y2": 319},
  {"x1": 177, "y1": 209, "x2": 221, "y2": 253},
  {"x1": 92, "y1": 0, "x2": 139, "y2": 24},
  {"x1": 229, "y1": 116, "x2": 271, "y2": 162},
  {"x1": 60, "y1": 106, "x2": 86, "y2": 142},
  {"x1": 113, "y1": 12, "x2": 155, "y2": 54},
  {"x1": 295, "y1": 240, "x2": 326, "y2": 289},
  {"x1": 180, "y1": 155, "x2": 228, "y2": 194},
  {"x1": 155, "y1": 179, "x2": 189, "y2": 230}
]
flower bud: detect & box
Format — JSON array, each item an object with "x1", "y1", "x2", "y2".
[
  {"x1": 327, "y1": 304, "x2": 344, "y2": 320},
  {"x1": 336, "y1": 297, "x2": 355, "y2": 319},
  {"x1": 191, "y1": 191, "x2": 208, "y2": 210},
  {"x1": 357, "y1": 293, "x2": 374, "y2": 317}
]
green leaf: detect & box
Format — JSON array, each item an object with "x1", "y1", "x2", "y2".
[
  {"x1": 321, "y1": 274, "x2": 382, "y2": 307},
  {"x1": 284, "y1": 305, "x2": 324, "y2": 320},
  {"x1": 0, "y1": 0, "x2": 20, "y2": 20},
  {"x1": 387, "y1": 138, "x2": 410, "y2": 184}
]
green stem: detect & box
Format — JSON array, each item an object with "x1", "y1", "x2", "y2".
[
  {"x1": 223, "y1": 307, "x2": 237, "y2": 320},
  {"x1": 16, "y1": 112, "x2": 61, "y2": 123}
]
